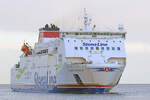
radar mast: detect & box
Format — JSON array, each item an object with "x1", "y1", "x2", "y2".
[{"x1": 83, "y1": 8, "x2": 91, "y2": 31}]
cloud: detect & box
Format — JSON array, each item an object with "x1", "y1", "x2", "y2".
[
  {"x1": 126, "y1": 42, "x2": 150, "y2": 54},
  {"x1": 0, "y1": 31, "x2": 36, "y2": 49}
]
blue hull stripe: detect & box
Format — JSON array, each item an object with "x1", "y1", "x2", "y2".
[
  {"x1": 11, "y1": 86, "x2": 106, "y2": 93},
  {"x1": 89, "y1": 68, "x2": 120, "y2": 72}
]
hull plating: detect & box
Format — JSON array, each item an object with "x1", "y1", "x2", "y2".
[{"x1": 11, "y1": 64, "x2": 124, "y2": 93}]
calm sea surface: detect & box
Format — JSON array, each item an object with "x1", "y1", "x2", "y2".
[{"x1": 0, "y1": 84, "x2": 150, "y2": 100}]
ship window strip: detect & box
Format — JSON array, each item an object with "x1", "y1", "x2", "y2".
[{"x1": 74, "y1": 46, "x2": 120, "y2": 51}]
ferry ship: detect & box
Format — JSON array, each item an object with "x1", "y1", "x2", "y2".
[{"x1": 11, "y1": 10, "x2": 126, "y2": 93}]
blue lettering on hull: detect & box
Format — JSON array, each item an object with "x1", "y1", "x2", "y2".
[
  {"x1": 83, "y1": 43, "x2": 108, "y2": 46},
  {"x1": 11, "y1": 72, "x2": 108, "y2": 93},
  {"x1": 34, "y1": 71, "x2": 56, "y2": 90}
]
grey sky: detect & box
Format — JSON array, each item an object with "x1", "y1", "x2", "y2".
[{"x1": 0, "y1": 0, "x2": 150, "y2": 84}]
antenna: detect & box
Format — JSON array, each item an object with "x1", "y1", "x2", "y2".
[
  {"x1": 92, "y1": 25, "x2": 96, "y2": 30},
  {"x1": 23, "y1": 40, "x2": 25, "y2": 44},
  {"x1": 118, "y1": 24, "x2": 124, "y2": 31}
]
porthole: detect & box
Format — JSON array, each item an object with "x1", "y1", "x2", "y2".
[
  {"x1": 74, "y1": 47, "x2": 78, "y2": 50},
  {"x1": 80, "y1": 47, "x2": 83, "y2": 50},
  {"x1": 90, "y1": 47, "x2": 94, "y2": 50},
  {"x1": 117, "y1": 47, "x2": 120, "y2": 50},
  {"x1": 75, "y1": 33, "x2": 79, "y2": 35},
  {"x1": 112, "y1": 47, "x2": 115, "y2": 50},
  {"x1": 106, "y1": 47, "x2": 110, "y2": 50},
  {"x1": 85, "y1": 47, "x2": 88, "y2": 50},
  {"x1": 96, "y1": 47, "x2": 99, "y2": 50},
  {"x1": 101, "y1": 47, "x2": 104, "y2": 50}
]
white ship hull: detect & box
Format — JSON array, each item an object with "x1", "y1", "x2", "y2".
[{"x1": 11, "y1": 63, "x2": 125, "y2": 93}]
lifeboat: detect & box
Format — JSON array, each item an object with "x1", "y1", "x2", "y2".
[{"x1": 21, "y1": 43, "x2": 32, "y2": 55}]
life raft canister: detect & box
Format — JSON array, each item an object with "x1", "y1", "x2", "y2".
[{"x1": 104, "y1": 67, "x2": 110, "y2": 72}]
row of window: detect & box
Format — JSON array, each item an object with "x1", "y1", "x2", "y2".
[
  {"x1": 74, "y1": 46, "x2": 121, "y2": 51},
  {"x1": 68, "y1": 40, "x2": 122, "y2": 43},
  {"x1": 62, "y1": 32, "x2": 123, "y2": 35}
]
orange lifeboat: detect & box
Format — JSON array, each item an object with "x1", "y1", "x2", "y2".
[{"x1": 21, "y1": 43, "x2": 32, "y2": 55}]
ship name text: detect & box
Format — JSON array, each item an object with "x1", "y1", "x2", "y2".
[{"x1": 83, "y1": 43, "x2": 108, "y2": 46}]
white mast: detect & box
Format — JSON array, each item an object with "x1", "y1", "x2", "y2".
[{"x1": 83, "y1": 8, "x2": 91, "y2": 31}]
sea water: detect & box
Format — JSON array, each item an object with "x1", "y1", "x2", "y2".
[{"x1": 0, "y1": 84, "x2": 150, "y2": 100}]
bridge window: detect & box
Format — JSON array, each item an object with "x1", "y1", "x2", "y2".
[
  {"x1": 80, "y1": 47, "x2": 83, "y2": 50},
  {"x1": 85, "y1": 47, "x2": 88, "y2": 50},
  {"x1": 75, "y1": 33, "x2": 79, "y2": 35},
  {"x1": 90, "y1": 47, "x2": 94, "y2": 50},
  {"x1": 96, "y1": 47, "x2": 99, "y2": 50},
  {"x1": 74, "y1": 47, "x2": 78, "y2": 50},
  {"x1": 112, "y1": 47, "x2": 115, "y2": 50},
  {"x1": 106, "y1": 47, "x2": 110, "y2": 50},
  {"x1": 117, "y1": 47, "x2": 120, "y2": 50},
  {"x1": 101, "y1": 47, "x2": 104, "y2": 50}
]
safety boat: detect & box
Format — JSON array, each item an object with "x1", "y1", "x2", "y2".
[{"x1": 11, "y1": 9, "x2": 127, "y2": 93}]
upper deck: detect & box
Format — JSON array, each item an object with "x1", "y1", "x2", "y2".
[
  {"x1": 60, "y1": 31, "x2": 126, "y2": 39},
  {"x1": 38, "y1": 30, "x2": 126, "y2": 43}
]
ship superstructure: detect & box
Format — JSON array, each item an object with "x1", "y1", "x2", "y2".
[{"x1": 11, "y1": 10, "x2": 126, "y2": 93}]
